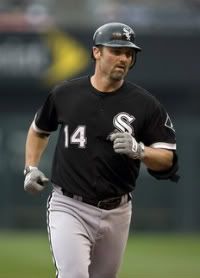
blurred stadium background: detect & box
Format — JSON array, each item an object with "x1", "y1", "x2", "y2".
[{"x1": 0, "y1": 0, "x2": 200, "y2": 277}]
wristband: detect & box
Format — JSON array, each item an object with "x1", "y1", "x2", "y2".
[
  {"x1": 138, "y1": 142, "x2": 145, "y2": 160},
  {"x1": 24, "y1": 166, "x2": 38, "y2": 176}
]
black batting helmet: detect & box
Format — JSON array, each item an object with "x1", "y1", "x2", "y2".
[{"x1": 93, "y1": 22, "x2": 141, "y2": 52}]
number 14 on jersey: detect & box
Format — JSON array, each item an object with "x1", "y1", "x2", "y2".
[{"x1": 64, "y1": 125, "x2": 87, "y2": 148}]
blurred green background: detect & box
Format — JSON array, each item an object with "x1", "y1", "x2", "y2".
[
  {"x1": 0, "y1": 0, "x2": 200, "y2": 277},
  {"x1": 0, "y1": 232, "x2": 200, "y2": 278}
]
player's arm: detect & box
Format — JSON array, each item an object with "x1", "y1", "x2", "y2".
[
  {"x1": 24, "y1": 87, "x2": 59, "y2": 194},
  {"x1": 25, "y1": 125, "x2": 49, "y2": 167},
  {"x1": 140, "y1": 146, "x2": 173, "y2": 171},
  {"x1": 110, "y1": 132, "x2": 179, "y2": 181},
  {"x1": 24, "y1": 125, "x2": 50, "y2": 194}
]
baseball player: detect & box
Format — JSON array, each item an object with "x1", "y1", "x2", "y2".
[{"x1": 24, "y1": 22, "x2": 179, "y2": 278}]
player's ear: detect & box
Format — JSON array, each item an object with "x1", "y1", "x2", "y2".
[{"x1": 93, "y1": 46, "x2": 101, "y2": 60}]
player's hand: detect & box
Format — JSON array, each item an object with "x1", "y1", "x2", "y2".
[
  {"x1": 109, "y1": 132, "x2": 145, "y2": 160},
  {"x1": 24, "y1": 167, "x2": 49, "y2": 194}
]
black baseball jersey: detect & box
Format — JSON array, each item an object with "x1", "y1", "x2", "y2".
[{"x1": 33, "y1": 76, "x2": 177, "y2": 199}]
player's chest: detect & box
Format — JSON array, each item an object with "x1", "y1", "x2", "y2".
[{"x1": 58, "y1": 94, "x2": 145, "y2": 137}]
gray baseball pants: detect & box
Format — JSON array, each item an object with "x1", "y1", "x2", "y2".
[{"x1": 47, "y1": 185, "x2": 132, "y2": 278}]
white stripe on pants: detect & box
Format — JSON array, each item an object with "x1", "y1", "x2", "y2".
[{"x1": 47, "y1": 186, "x2": 132, "y2": 278}]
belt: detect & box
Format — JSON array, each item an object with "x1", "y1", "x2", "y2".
[{"x1": 61, "y1": 189, "x2": 131, "y2": 210}]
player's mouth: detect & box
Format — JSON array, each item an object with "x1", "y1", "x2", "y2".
[{"x1": 115, "y1": 65, "x2": 126, "y2": 71}]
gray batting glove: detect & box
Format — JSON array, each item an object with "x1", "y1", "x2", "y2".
[
  {"x1": 24, "y1": 166, "x2": 49, "y2": 194},
  {"x1": 109, "y1": 132, "x2": 145, "y2": 160}
]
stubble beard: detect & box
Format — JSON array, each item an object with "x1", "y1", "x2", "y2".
[{"x1": 110, "y1": 68, "x2": 128, "y2": 81}]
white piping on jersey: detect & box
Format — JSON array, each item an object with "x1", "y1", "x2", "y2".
[
  {"x1": 31, "y1": 118, "x2": 51, "y2": 135},
  {"x1": 150, "y1": 142, "x2": 176, "y2": 150}
]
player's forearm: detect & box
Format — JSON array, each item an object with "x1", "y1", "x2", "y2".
[
  {"x1": 25, "y1": 126, "x2": 49, "y2": 167},
  {"x1": 141, "y1": 147, "x2": 173, "y2": 171}
]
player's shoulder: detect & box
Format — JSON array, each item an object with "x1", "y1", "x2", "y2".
[
  {"x1": 50, "y1": 75, "x2": 89, "y2": 96},
  {"x1": 126, "y1": 81, "x2": 160, "y2": 106}
]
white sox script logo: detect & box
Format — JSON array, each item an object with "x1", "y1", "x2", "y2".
[{"x1": 113, "y1": 112, "x2": 135, "y2": 134}]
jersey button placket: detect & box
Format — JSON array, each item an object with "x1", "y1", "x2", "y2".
[{"x1": 92, "y1": 97, "x2": 104, "y2": 190}]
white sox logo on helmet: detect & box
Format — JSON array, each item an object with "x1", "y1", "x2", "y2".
[{"x1": 123, "y1": 27, "x2": 132, "y2": 41}]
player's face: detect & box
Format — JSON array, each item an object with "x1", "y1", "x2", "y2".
[{"x1": 95, "y1": 46, "x2": 135, "y2": 81}]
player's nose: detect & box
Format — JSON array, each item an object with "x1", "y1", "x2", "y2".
[{"x1": 119, "y1": 53, "x2": 130, "y2": 64}]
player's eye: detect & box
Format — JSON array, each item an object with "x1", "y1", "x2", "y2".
[
  {"x1": 110, "y1": 48, "x2": 134, "y2": 59},
  {"x1": 125, "y1": 50, "x2": 133, "y2": 58},
  {"x1": 110, "y1": 48, "x2": 121, "y2": 55}
]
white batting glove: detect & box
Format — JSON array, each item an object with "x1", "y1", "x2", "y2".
[
  {"x1": 110, "y1": 132, "x2": 145, "y2": 160},
  {"x1": 24, "y1": 166, "x2": 49, "y2": 194}
]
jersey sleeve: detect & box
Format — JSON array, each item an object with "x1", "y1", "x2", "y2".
[
  {"x1": 142, "y1": 102, "x2": 176, "y2": 149},
  {"x1": 142, "y1": 101, "x2": 179, "y2": 182},
  {"x1": 32, "y1": 88, "x2": 58, "y2": 134}
]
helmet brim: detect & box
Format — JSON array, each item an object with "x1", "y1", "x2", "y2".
[{"x1": 96, "y1": 41, "x2": 141, "y2": 51}]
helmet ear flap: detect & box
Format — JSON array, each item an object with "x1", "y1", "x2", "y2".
[{"x1": 129, "y1": 50, "x2": 138, "y2": 70}]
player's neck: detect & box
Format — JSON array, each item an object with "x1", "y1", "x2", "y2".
[{"x1": 90, "y1": 74, "x2": 124, "y2": 93}]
